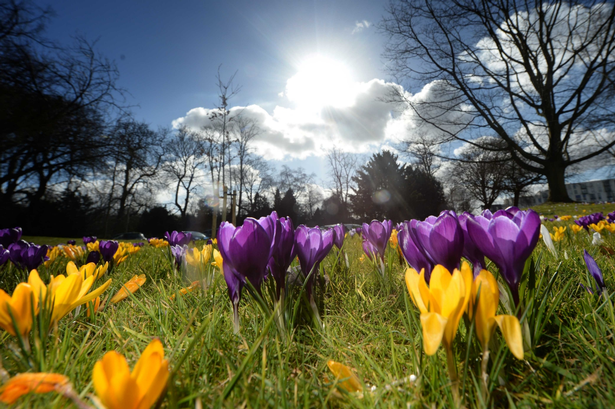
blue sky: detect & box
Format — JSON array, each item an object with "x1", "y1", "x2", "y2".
[{"x1": 35, "y1": 0, "x2": 399, "y2": 185}]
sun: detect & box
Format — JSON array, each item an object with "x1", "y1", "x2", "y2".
[{"x1": 285, "y1": 54, "x2": 356, "y2": 111}]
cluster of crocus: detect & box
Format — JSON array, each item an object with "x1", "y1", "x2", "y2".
[
  {"x1": 0, "y1": 267, "x2": 112, "y2": 338},
  {"x1": 29, "y1": 269, "x2": 112, "y2": 325},
  {"x1": 608, "y1": 211, "x2": 615, "y2": 223},
  {"x1": 8, "y1": 241, "x2": 49, "y2": 271},
  {"x1": 217, "y1": 211, "x2": 334, "y2": 333},
  {"x1": 66, "y1": 261, "x2": 108, "y2": 281},
  {"x1": 398, "y1": 207, "x2": 540, "y2": 308},
  {"x1": 185, "y1": 245, "x2": 213, "y2": 270},
  {"x1": 63, "y1": 244, "x2": 85, "y2": 261},
  {"x1": 0, "y1": 227, "x2": 22, "y2": 247},
  {"x1": 571, "y1": 224, "x2": 584, "y2": 234},
  {"x1": 405, "y1": 262, "x2": 523, "y2": 404},
  {"x1": 44, "y1": 246, "x2": 62, "y2": 267},
  {"x1": 148, "y1": 238, "x2": 169, "y2": 248},
  {"x1": 93, "y1": 338, "x2": 169, "y2": 409},
  {"x1": 83, "y1": 236, "x2": 97, "y2": 244},
  {"x1": 575, "y1": 212, "x2": 605, "y2": 231},
  {"x1": 0, "y1": 245, "x2": 9, "y2": 266}
]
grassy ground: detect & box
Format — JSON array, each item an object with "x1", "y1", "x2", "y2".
[
  {"x1": 2, "y1": 206, "x2": 615, "y2": 408},
  {"x1": 528, "y1": 201, "x2": 615, "y2": 218}
]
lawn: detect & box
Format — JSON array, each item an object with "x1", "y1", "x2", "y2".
[{"x1": 1, "y1": 206, "x2": 615, "y2": 408}]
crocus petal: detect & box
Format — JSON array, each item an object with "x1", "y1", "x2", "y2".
[
  {"x1": 327, "y1": 360, "x2": 363, "y2": 393},
  {"x1": 420, "y1": 312, "x2": 448, "y2": 355},
  {"x1": 405, "y1": 268, "x2": 427, "y2": 313},
  {"x1": 494, "y1": 315, "x2": 524, "y2": 360}
]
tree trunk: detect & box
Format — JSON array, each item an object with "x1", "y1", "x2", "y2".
[{"x1": 545, "y1": 164, "x2": 572, "y2": 203}]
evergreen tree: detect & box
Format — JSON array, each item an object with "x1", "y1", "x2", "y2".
[{"x1": 350, "y1": 150, "x2": 446, "y2": 221}]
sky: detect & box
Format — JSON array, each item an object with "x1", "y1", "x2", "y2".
[{"x1": 35, "y1": 0, "x2": 404, "y2": 186}]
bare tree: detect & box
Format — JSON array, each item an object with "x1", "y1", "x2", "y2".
[
  {"x1": 230, "y1": 116, "x2": 261, "y2": 218},
  {"x1": 325, "y1": 147, "x2": 358, "y2": 208},
  {"x1": 162, "y1": 127, "x2": 206, "y2": 220},
  {"x1": 382, "y1": 0, "x2": 615, "y2": 202},
  {"x1": 103, "y1": 118, "x2": 166, "y2": 233},
  {"x1": 241, "y1": 156, "x2": 273, "y2": 215},
  {"x1": 403, "y1": 130, "x2": 442, "y2": 177}
]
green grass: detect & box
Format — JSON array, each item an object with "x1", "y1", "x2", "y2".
[
  {"x1": 528, "y1": 202, "x2": 615, "y2": 218},
  {"x1": 2, "y1": 211, "x2": 615, "y2": 408}
]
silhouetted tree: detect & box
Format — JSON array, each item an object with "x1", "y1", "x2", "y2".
[{"x1": 350, "y1": 150, "x2": 446, "y2": 221}]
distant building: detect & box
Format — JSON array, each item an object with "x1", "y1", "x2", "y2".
[{"x1": 504, "y1": 178, "x2": 615, "y2": 207}]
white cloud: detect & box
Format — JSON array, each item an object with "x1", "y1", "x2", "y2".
[
  {"x1": 173, "y1": 78, "x2": 411, "y2": 160},
  {"x1": 352, "y1": 20, "x2": 372, "y2": 34}
]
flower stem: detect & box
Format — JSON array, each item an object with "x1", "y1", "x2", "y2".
[
  {"x1": 481, "y1": 348, "x2": 490, "y2": 403},
  {"x1": 446, "y1": 347, "x2": 461, "y2": 408}
]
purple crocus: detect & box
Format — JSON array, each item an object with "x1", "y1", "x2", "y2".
[
  {"x1": 67, "y1": 240, "x2": 76, "y2": 245},
  {"x1": 333, "y1": 224, "x2": 345, "y2": 250},
  {"x1": 583, "y1": 250, "x2": 606, "y2": 295},
  {"x1": 85, "y1": 250, "x2": 101, "y2": 265},
  {"x1": 294, "y1": 226, "x2": 334, "y2": 298},
  {"x1": 164, "y1": 231, "x2": 192, "y2": 247},
  {"x1": 467, "y1": 209, "x2": 541, "y2": 305},
  {"x1": 362, "y1": 239, "x2": 378, "y2": 260},
  {"x1": 99, "y1": 240, "x2": 119, "y2": 263},
  {"x1": 8, "y1": 241, "x2": 48, "y2": 271},
  {"x1": 217, "y1": 219, "x2": 272, "y2": 291},
  {"x1": 0, "y1": 227, "x2": 22, "y2": 248},
  {"x1": 83, "y1": 236, "x2": 97, "y2": 244},
  {"x1": 223, "y1": 262, "x2": 244, "y2": 333},
  {"x1": 266, "y1": 214, "x2": 296, "y2": 299},
  {"x1": 0, "y1": 245, "x2": 9, "y2": 266},
  {"x1": 133, "y1": 242, "x2": 144, "y2": 247},
  {"x1": 170, "y1": 245, "x2": 186, "y2": 270},
  {"x1": 458, "y1": 212, "x2": 487, "y2": 277},
  {"x1": 608, "y1": 211, "x2": 615, "y2": 223},
  {"x1": 361, "y1": 220, "x2": 393, "y2": 261},
  {"x1": 397, "y1": 222, "x2": 433, "y2": 277},
  {"x1": 408, "y1": 211, "x2": 464, "y2": 275}
]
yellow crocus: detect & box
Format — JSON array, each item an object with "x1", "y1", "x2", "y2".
[
  {"x1": 559, "y1": 215, "x2": 572, "y2": 221},
  {"x1": 327, "y1": 360, "x2": 363, "y2": 393},
  {"x1": 110, "y1": 274, "x2": 146, "y2": 303},
  {"x1": 470, "y1": 270, "x2": 523, "y2": 360},
  {"x1": 571, "y1": 224, "x2": 583, "y2": 234},
  {"x1": 87, "y1": 241, "x2": 100, "y2": 252},
  {"x1": 44, "y1": 247, "x2": 63, "y2": 267},
  {"x1": 405, "y1": 262, "x2": 472, "y2": 355},
  {"x1": 66, "y1": 261, "x2": 108, "y2": 280},
  {"x1": 186, "y1": 245, "x2": 213, "y2": 268},
  {"x1": 113, "y1": 246, "x2": 129, "y2": 265},
  {"x1": 550, "y1": 226, "x2": 566, "y2": 242},
  {"x1": 0, "y1": 373, "x2": 70, "y2": 404},
  {"x1": 27, "y1": 269, "x2": 112, "y2": 324},
  {"x1": 211, "y1": 249, "x2": 223, "y2": 272},
  {"x1": 590, "y1": 223, "x2": 605, "y2": 233},
  {"x1": 63, "y1": 245, "x2": 85, "y2": 260},
  {"x1": 93, "y1": 338, "x2": 169, "y2": 409},
  {"x1": 604, "y1": 223, "x2": 615, "y2": 233},
  {"x1": 148, "y1": 238, "x2": 168, "y2": 248},
  {"x1": 0, "y1": 283, "x2": 34, "y2": 337},
  {"x1": 389, "y1": 229, "x2": 398, "y2": 248}
]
